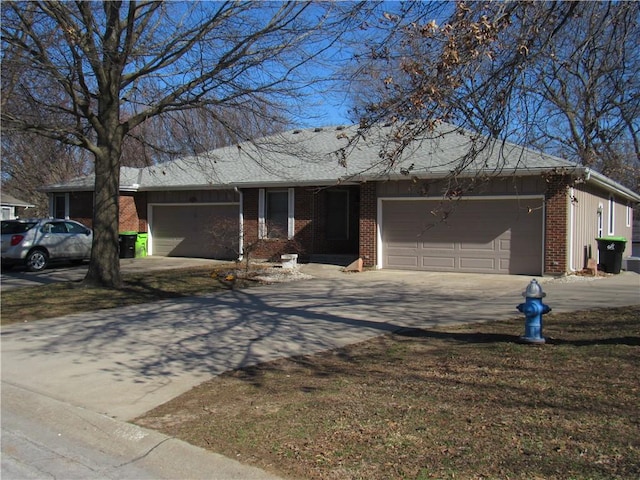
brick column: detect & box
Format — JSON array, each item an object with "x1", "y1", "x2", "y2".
[
  {"x1": 359, "y1": 182, "x2": 377, "y2": 267},
  {"x1": 118, "y1": 193, "x2": 139, "y2": 232},
  {"x1": 544, "y1": 175, "x2": 570, "y2": 275}
]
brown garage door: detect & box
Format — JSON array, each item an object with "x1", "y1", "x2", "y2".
[
  {"x1": 152, "y1": 204, "x2": 239, "y2": 259},
  {"x1": 381, "y1": 198, "x2": 543, "y2": 275}
]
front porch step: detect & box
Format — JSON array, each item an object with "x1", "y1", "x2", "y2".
[{"x1": 308, "y1": 254, "x2": 359, "y2": 267}]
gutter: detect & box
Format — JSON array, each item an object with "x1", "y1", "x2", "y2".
[{"x1": 581, "y1": 167, "x2": 640, "y2": 203}]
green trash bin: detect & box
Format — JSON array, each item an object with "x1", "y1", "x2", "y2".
[
  {"x1": 119, "y1": 231, "x2": 137, "y2": 259},
  {"x1": 596, "y1": 237, "x2": 627, "y2": 274},
  {"x1": 135, "y1": 233, "x2": 148, "y2": 258}
]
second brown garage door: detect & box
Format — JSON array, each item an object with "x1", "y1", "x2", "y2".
[
  {"x1": 381, "y1": 198, "x2": 543, "y2": 275},
  {"x1": 151, "y1": 204, "x2": 239, "y2": 259}
]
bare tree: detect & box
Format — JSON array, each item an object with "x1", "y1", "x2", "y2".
[
  {"x1": 123, "y1": 104, "x2": 290, "y2": 166},
  {"x1": 1, "y1": 1, "x2": 359, "y2": 287},
  {"x1": 1, "y1": 131, "x2": 91, "y2": 216},
  {"x1": 523, "y1": 1, "x2": 640, "y2": 188},
  {"x1": 347, "y1": 1, "x2": 639, "y2": 191}
]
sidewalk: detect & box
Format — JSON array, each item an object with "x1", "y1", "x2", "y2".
[{"x1": 2, "y1": 383, "x2": 282, "y2": 480}]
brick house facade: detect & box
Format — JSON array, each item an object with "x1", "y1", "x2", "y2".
[{"x1": 44, "y1": 125, "x2": 639, "y2": 275}]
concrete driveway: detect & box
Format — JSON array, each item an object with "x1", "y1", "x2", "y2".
[{"x1": 2, "y1": 267, "x2": 639, "y2": 421}]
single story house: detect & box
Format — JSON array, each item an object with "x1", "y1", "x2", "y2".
[
  {"x1": 43, "y1": 124, "x2": 640, "y2": 276},
  {"x1": 1, "y1": 192, "x2": 35, "y2": 220}
]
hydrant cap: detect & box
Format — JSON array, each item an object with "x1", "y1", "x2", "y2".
[{"x1": 522, "y1": 279, "x2": 546, "y2": 298}]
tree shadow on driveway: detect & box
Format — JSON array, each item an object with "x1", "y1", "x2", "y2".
[{"x1": 0, "y1": 276, "x2": 525, "y2": 419}]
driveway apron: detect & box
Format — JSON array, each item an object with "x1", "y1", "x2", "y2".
[{"x1": 2, "y1": 270, "x2": 639, "y2": 421}]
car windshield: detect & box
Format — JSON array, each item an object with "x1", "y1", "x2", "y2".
[{"x1": 1, "y1": 221, "x2": 37, "y2": 234}]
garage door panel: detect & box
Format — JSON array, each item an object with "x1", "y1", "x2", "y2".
[
  {"x1": 152, "y1": 205, "x2": 239, "y2": 259},
  {"x1": 421, "y1": 256, "x2": 456, "y2": 269},
  {"x1": 388, "y1": 256, "x2": 420, "y2": 268},
  {"x1": 382, "y1": 199, "x2": 542, "y2": 275},
  {"x1": 388, "y1": 240, "x2": 419, "y2": 248},
  {"x1": 460, "y1": 257, "x2": 496, "y2": 270},
  {"x1": 420, "y1": 241, "x2": 455, "y2": 249},
  {"x1": 459, "y1": 241, "x2": 497, "y2": 251}
]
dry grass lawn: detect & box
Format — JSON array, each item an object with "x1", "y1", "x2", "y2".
[
  {"x1": 0, "y1": 264, "x2": 252, "y2": 325},
  {"x1": 136, "y1": 306, "x2": 640, "y2": 480}
]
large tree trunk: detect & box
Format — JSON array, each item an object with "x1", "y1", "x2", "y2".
[{"x1": 84, "y1": 141, "x2": 123, "y2": 288}]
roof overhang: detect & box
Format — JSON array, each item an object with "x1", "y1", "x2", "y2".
[{"x1": 579, "y1": 167, "x2": 640, "y2": 203}]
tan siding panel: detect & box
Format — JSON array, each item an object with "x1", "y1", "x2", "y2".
[{"x1": 571, "y1": 185, "x2": 633, "y2": 270}]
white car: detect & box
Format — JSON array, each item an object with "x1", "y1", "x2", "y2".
[{"x1": 1, "y1": 218, "x2": 92, "y2": 272}]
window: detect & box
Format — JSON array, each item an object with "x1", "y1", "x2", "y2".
[
  {"x1": 47, "y1": 222, "x2": 67, "y2": 234},
  {"x1": 608, "y1": 195, "x2": 615, "y2": 235},
  {"x1": 626, "y1": 202, "x2": 632, "y2": 228},
  {"x1": 266, "y1": 191, "x2": 288, "y2": 238},
  {"x1": 258, "y1": 188, "x2": 294, "y2": 239},
  {"x1": 65, "y1": 221, "x2": 88, "y2": 234}
]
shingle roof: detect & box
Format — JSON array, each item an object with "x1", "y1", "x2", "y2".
[
  {"x1": 135, "y1": 123, "x2": 577, "y2": 190},
  {"x1": 42, "y1": 122, "x2": 584, "y2": 192},
  {"x1": 1, "y1": 192, "x2": 34, "y2": 207}
]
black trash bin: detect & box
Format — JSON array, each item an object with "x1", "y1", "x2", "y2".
[
  {"x1": 119, "y1": 231, "x2": 138, "y2": 259},
  {"x1": 596, "y1": 237, "x2": 627, "y2": 274}
]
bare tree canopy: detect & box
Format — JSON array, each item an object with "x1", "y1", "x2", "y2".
[
  {"x1": 348, "y1": 1, "x2": 640, "y2": 191},
  {"x1": 1, "y1": 1, "x2": 361, "y2": 287},
  {"x1": 1, "y1": 132, "x2": 91, "y2": 217}
]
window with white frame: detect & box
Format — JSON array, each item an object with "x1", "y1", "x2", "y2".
[
  {"x1": 626, "y1": 202, "x2": 632, "y2": 227},
  {"x1": 258, "y1": 188, "x2": 294, "y2": 239},
  {"x1": 607, "y1": 195, "x2": 615, "y2": 235}
]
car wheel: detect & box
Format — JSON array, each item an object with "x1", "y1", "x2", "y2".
[{"x1": 26, "y1": 249, "x2": 49, "y2": 272}]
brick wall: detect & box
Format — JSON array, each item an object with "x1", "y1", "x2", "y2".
[
  {"x1": 135, "y1": 193, "x2": 148, "y2": 232},
  {"x1": 544, "y1": 175, "x2": 570, "y2": 275},
  {"x1": 118, "y1": 193, "x2": 147, "y2": 232},
  {"x1": 295, "y1": 187, "x2": 314, "y2": 254},
  {"x1": 359, "y1": 182, "x2": 377, "y2": 267}
]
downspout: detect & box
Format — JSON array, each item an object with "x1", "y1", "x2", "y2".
[
  {"x1": 237, "y1": 188, "x2": 244, "y2": 262},
  {"x1": 569, "y1": 187, "x2": 575, "y2": 272},
  {"x1": 376, "y1": 197, "x2": 383, "y2": 269}
]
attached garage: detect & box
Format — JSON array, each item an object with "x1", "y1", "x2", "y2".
[
  {"x1": 380, "y1": 197, "x2": 544, "y2": 275},
  {"x1": 150, "y1": 204, "x2": 239, "y2": 259}
]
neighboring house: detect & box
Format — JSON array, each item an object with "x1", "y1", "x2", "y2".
[
  {"x1": 43, "y1": 124, "x2": 640, "y2": 276},
  {"x1": 1, "y1": 192, "x2": 35, "y2": 220}
]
